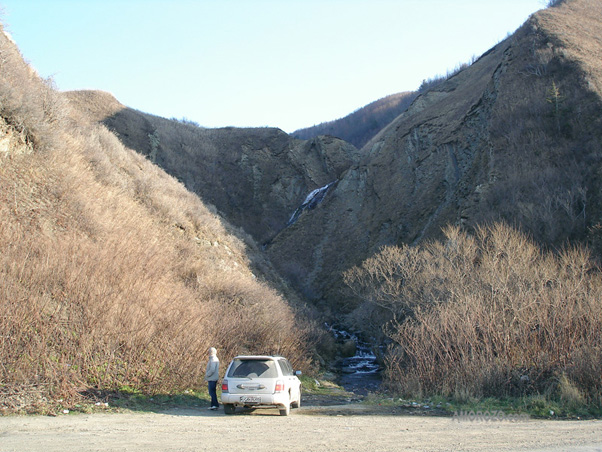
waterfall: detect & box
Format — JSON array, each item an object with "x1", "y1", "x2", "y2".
[{"x1": 287, "y1": 181, "x2": 335, "y2": 226}]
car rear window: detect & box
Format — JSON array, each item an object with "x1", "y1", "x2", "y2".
[{"x1": 227, "y1": 359, "x2": 278, "y2": 378}]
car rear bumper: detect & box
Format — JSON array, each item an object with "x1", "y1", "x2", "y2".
[{"x1": 221, "y1": 392, "x2": 289, "y2": 407}]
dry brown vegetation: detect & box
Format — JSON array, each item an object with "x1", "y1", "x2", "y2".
[
  {"x1": 345, "y1": 223, "x2": 602, "y2": 407},
  {"x1": 478, "y1": 0, "x2": 602, "y2": 249},
  {"x1": 0, "y1": 26, "x2": 315, "y2": 413}
]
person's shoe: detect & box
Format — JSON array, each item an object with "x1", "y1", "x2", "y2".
[{"x1": 209, "y1": 406, "x2": 218, "y2": 410}]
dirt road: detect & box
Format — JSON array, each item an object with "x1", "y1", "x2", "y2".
[{"x1": 1, "y1": 402, "x2": 601, "y2": 452}]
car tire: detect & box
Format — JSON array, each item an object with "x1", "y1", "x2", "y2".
[
  {"x1": 223, "y1": 404, "x2": 236, "y2": 415},
  {"x1": 279, "y1": 402, "x2": 291, "y2": 416},
  {"x1": 291, "y1": 388, "x2": 301, "y2": 408}
]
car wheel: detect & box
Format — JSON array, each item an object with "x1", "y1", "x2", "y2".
[
  {"x1": 291, "y1": 388, "x2": 301, "y2": 408},
  {"x1": 279, "y1": 402, "x2": 291, "y2": 416},
  {"x1": 224, "y1": 404, "x2": 236, "y2": 415}
]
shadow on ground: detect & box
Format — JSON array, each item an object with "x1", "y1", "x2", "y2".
[{"x1": 78, "y1": 389, "x2": 450, "y2": 418}]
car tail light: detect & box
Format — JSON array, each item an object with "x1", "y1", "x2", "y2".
[
  {"x1": 274, "y1": 380, "x2": 284, "y2": 393},
  {"x1": 221, "y1": 380, "x2": 228, "y2": 393}
]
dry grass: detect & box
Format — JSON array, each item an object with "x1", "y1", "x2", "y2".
[
  {"x1": 345, "y1": 223, "x2": 602, "y2": 405},
  {"x1": 480, "y1": 0, "x2": 602, "y2": 248},
  {"x1": 0, "y1": 25, "x2": 314, "y2": 413}
]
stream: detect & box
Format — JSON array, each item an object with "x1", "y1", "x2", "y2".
[{"x1": 327, "y1": 325, "x2": 382, "y2": 395}]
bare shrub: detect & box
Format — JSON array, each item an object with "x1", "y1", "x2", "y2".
[
  {"x1": 0, "y1": 24, "x2": 315, "y2": 412},
  {"x1": 0, "y1": 27, "x2": 65, "y2": 151},
  {"x1": 346, "y1": 223, "x2": 602, "y2": 403}
]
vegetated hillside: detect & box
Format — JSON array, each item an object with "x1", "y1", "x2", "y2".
[
  {"x1": 291, "y1": 91, "x2": 417, "y2": 149},
  {"x1": 66, "y1": 91, "x2": 360, "y2": 247},
  {"x1": 266, "y1": 0, "x2": 602, "y2": 317},
  {"x1": 0, "y1": 26, "x2": 318, "y2": 413}
]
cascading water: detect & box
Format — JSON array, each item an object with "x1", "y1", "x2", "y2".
[
  {"x1": 288, "y1": 181, "x2": 335, "y2": 226},
  {"x1": 262, "y1": 181, "x2": 337, "y2": 249},
  {"x1": 327, "y1": 324, "x2": 382, "y2": 395}
]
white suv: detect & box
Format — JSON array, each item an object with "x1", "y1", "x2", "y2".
[{"x1": 221, "y1": 355, "x2": 302, "y2": 416}]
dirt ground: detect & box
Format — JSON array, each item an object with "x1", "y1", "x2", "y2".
[{"x1": 1, "y1": 398, "x2": 601, "y2": 452}]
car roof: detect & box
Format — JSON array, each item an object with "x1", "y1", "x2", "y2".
[{"x1": 232, "y1": 355, "x2": 285, "y2": 360}]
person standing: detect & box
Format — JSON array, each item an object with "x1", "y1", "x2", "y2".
[{"x1": 205, "y1": 347, "x2": 220, "y2": 410}]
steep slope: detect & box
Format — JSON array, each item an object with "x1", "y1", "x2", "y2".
[
  {"x1": 0, "y1": 26, "x2": 315, "y2": 411},
  {"x1": 66, "y1": 93, "x2": 361, "y2": 246},
  {"x1": 292, "y1": 91, "x2": 418, "y2": 149},
  {"x1": 266, "y1": 0, "x2": 602, "y2": 314}
]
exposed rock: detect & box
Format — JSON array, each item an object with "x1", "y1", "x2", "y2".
[
  {"x1": 266, "y1": 0, "x2": 602, "y2": 309},
  {"x1": 66, "y1": 97, "x2": 361, "y2": 246},
  {"x1": 67, "y1": 0, "x2": 602, "y2": 318}
]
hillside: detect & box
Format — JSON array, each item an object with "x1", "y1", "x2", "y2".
[
  {"x1": 335, "y1": 1, "x2": 602, "y2": 404},
  {"x1": 0, "y1": 26, "x2": 317, "y2": 412},
  {"x1": 291, "y1": 91, "x2": 417, "y2": 149},
  {"x1": 266, "y1": 0, "x2": 602, "y2": 315},
  {"x1": 70, "y1": 0, "x2": 602, "y2": 325},
  {"x1": 5, "y1": 0, "x2": 602, "y2": 412},
  {"x1": 65, "y1": 91, "x2": 361, "y2": 247}
]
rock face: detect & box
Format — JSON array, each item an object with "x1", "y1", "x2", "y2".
[
  {"x1": 78, "y1": 102, "x2": 361, "y2": 245},
  {"x1": 266, "y1": 0, "x2": 602, "y2": 310},
  {"x1": 68, "y1": 0, "x2": 602, "y2": 317}
]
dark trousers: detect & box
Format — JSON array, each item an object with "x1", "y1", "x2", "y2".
[{"x1": 208, "y1": 380, "x2": 219, "y2": 408}]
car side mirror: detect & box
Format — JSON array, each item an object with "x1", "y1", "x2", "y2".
[{"x1": 295, "y1": 370, "x2": 302, "y2": 376}]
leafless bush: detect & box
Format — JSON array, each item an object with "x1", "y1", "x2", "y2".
[
  {"x1": 0, "y1": 24, "x2": 315, "y2": 412},
  {"x1": 418, "y1": 56, "x2": 478, "y2": 93},
  {"x1": 346, "y1": 223, "x2": 602, "y2": 403},
  {"x1": 0, "y1": 27, "x2": 65, "y2": 151}
]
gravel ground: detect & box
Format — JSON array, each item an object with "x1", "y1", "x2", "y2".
[{"x1": 1, "y1": 401, "x2": 601, "y2": 452}]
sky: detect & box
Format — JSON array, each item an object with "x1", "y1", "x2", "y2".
[{"x1": 0, "y1": 0, "x2": 546, "y2": 133}]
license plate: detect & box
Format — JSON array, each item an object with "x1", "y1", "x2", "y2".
[{"x1": 240, "y1": 396, "x2": 260, "y2": 403}]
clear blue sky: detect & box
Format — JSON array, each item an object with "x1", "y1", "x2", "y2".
[{"x1": 1, "y1": 0, "x2": 545, "y2": 132}]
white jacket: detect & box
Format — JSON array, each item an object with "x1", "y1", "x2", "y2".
[{"x1": 205, "y1": 354, "x2": 220, "y2": 382}]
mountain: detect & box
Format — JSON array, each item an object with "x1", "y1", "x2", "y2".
[
  {"x1": 66, "y1": 91, "x2": 361, "y2": 247},
  {"x1": 265, "y1": 0, "x2": 602, "y2": 315},
  {"x1": 71, "y1": 0, "x2": 602, "y2": 324},
  {"x1": 4, "y1": 0, "x2": 602, "y2": 411},
  {"x1": 291, "y1": 91, "x2": 418, "y2": 149}
]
